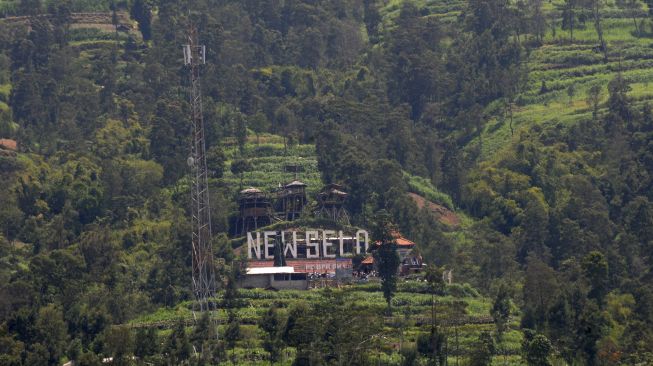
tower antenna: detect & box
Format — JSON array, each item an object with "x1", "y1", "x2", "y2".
[{"x1": 183, "y1": 17, "x2": 216, "y2": 321}]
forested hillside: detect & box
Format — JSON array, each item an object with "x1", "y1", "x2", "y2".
[{"x1": 1, "y1": 0, "x2": 653, "y2": 365}]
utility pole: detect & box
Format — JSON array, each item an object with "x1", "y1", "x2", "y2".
[{"x1": 183, "y1": 21, "x2": 217, "y2": 318}]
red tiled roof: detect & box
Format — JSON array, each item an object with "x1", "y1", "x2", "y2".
[
  {"x1": 395, "y1": 237, "x2": 415, "y2": 247},
  {"x1": 392, "y1": 231, "x2": 415, "y2": 247},
  {"x1": 0, "y1": 139, "x2": 17, "y2": 151}
]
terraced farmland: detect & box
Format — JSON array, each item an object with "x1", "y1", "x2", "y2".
[
  {"x1": 477, "y1": 0, "x2": 653, "y2": 159},
  {"x1": 129, "y1": 283, "x2": 522, "y2": 365},
  {"x1": 221, "y1": 134, "x2": 323, "y2": 196}
]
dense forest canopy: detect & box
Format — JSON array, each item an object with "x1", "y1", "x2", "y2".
[{"x1": 0, "y1": 0, "x2": 653, "y2": 365}]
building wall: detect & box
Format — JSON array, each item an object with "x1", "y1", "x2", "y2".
[
  {"x1": 249, "y1": 258, "x2": 353, "y2": 274},
  {"x1": 239, "y1": 274, "x2": 270, "y2": 289},
  {"x1": 239, "y1": 274, "x2": 308, "y2": 290},
  {"x1": 270, "y1": 279, "x2": 308, "y2": 290}
]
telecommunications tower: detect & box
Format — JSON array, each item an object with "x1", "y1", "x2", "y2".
[{"x1": 183, "y1": 23, "x2": 216, "y2": 315}]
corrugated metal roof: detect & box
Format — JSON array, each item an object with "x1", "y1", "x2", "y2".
[
  {"x1": 246, "y1": 266, "x2": 295, "y2": 275},
  {"x1": 240, "y1": 187, "x2": 263, "y2": 194},
  {"x1": 285, "y1": 180, "x2": 307, "y2": 187}
]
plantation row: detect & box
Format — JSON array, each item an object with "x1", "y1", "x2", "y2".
[{"x1": 129, "y1": 283, "x2": 524, "y2": 365}]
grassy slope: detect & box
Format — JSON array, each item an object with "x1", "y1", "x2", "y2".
[
  {"x1": 221, "y1": 133, "x2": 323, "y2": 196},
  {"x1": 134, "y1": 4, "x2": 493, "y2": 362},
  {"x1": 479, "y1": 0, "x2": 653, "y2": 160},
  {"x1": 0, "y1": 0, "x2": 114, "y2": 14},
  {"x1": 146, "y1": 136, "x2": 487, "y2": 364},
  {"x1": 16, "y1": 1, "x2": 517, "y2": 363},
  {"x1": 130, "y1": 285, "x2": 522, "y2": 365},
  {"x1": 380, "y1": 0, "x2": 653, "y2": 162},
  {"x1": 4, "y1": 0, "x2": 644, "y2": 363}
]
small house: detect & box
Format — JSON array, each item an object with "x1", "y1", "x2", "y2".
[{"x1": 239, "y1": 266, "x2": 308, "y2": 290}]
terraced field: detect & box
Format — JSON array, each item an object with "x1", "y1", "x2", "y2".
[
  {"x1": 0, "y1": 0, "x2": 115, "y2": 14},
  {"x1": 381, "y1": 0, "x2": 653, "y2": 160},
  {"x1": 478, "y1": 0, "x2": 653, "y2": 159},
  {"x1": 221, "y1": 134, "x2": 324, "y2": 196},
  {"x1": 129, "y1": 283, "x2": 523, "y2": 365}
]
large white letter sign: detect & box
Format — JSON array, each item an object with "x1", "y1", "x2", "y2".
[
  {"x1": 355, "y1": 230, "x2": 369, "y2": 254},
  {"x1": 338, "y1": 230, "x2": 345, "y2": 257},
  {"x1": 247, "y1": 232, "x2": 261, "y2": 259},
  {"x1": 285, "y1": 231, "x2": 298, "y2": 259},
  {"x1": 322, "y1": 230, "x2": 336, "y2": 258},
  {"x1": 306, "y1": 230, "x2": 320, "y2": 259},
  {"x1": 264, "y1": 231, "x2": 276, "y2": 260}
]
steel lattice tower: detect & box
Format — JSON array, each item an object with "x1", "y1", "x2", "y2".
[{"x1": 183, "y1": 25, "x2": 216, "y2": 315}]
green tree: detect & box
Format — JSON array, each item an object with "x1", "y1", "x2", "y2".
[
  {"x1": 19, "y1": 0, "x2": 41, "y2": 15},
  {"x1": 222, "y1": 268, "x2": 240, "y2": 309},
  {"x1": 134, "y1": 328, "x2": 158, "y2": 360},
  {"x1": 618, "y1": 0, "x2": 643, "y2": 36},
  {"x1": 25, "y1": 343, "x2": 50, "y2": 366},
  {"x1": 234, "y1": 113, "x2": 247, "y2": 155},
  {"x1": 248, "y1": 112, "x2": 270, "y2": 145},
  {"x1": 35, "y1": 304, "x2": 68, "y2": 366},
  {"x1": 260, "y1": 305, "x2": 283, "y2": 363},
  {"x1": 586, "y1": 85, "x2": 602, "y2": 120},
  {"x1": 646, "y1": 1, "x2": 653, "y2": 32},
  {"x1": 577, "y1": 302, "x2": 607, "y2": 365},
  {"x1": 363, "y1": 0, "x2": 382, "y2": 42},
  {"x1": 607, "y1": 73, "x2": 632, "y2": 123},
  {"x1": 372, "y1": 211, "x2": 401, "y2": 314},
  {"x1": 492, "y1": 283, "x2": 512, "y2": 361},
  {"x1": 529, "y1": 0, "x2": 546, "y2": 43},
  {"x1": 273, "y1": 237, "x2": 287, "y2": 267},
  {"x1": 206, "y1": 145, "x2": 226, "y2": 178},
  {"x1": 522, "y1": 255, "x2": 559, "y2": 329},
  {"x1": 525, "y1": 334, "x2": 552, "y2": 366},
  {"x1": 66, "y1": 338, "x2": 82, "y2": 365},
  {"x1": 416, "y1": 329, "x2": 446, "y2": 365},
  {"x1": 582, "y1": 251, "x2": 609, "y2": 306},
  {"x1": 469, "y1": 331, "x2": 495, "y2": 366},
  {"x1": 562, "y1": 0, "x2": 578, "y2": 41},
  {"x1": 77, "y1": 351, "x2": 102, "y2": 366},
  {"x1": 425, "y1": 264, "x2": 444, "y2": 324},
  {"x1": 282, "y1": 302, "x2": 312, "y2": 348},
  {"x1": 274, "y1": 105, "x2": 297, "y2": 153},
  {"x1": 104, "y1": 326, "x2": 133, "y2": 366},
  {"x1": 191, "y1": 311, "x2": 217, "y2": 362},
  {"x1": 165, "y1": 320, "x2": 191, "y2": 365},
  {"x1": 130, "y1": 0, "x2": 152, "y2": 41},
  {"x1": 586, "y1": 0, "x2": 608, "y2": 61},
  {"x1": 567, "y1": 83, "x2": 576, "y2": 105},
  {"x1": 230, "y1": 159, "x2": 252, "y2": 189},
  {"x1": 225, "y1": 311, "x2": 241, "y2": 363}
]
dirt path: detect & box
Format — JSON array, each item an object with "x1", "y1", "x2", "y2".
[{"x1": 408, "y1": 192, "x2": 461, "y2": 228}]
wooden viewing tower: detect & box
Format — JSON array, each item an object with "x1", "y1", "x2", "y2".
[
  {"x1": 277, "y1": 180, "x2": 307, "y2": 221},
  {"x1": 235, "y1": 187, "x2": 273, "y2": 236},
  {"x1": 315, "y1": 183, "x2": 350, "y2": 225}
]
